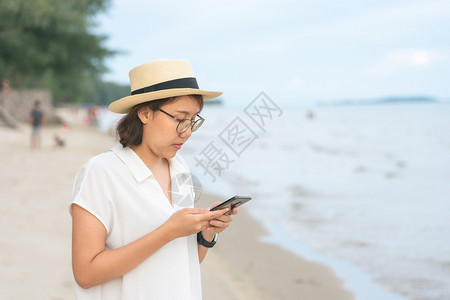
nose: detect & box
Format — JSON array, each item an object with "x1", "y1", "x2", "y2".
[{"x1": 179, "y1": 124, "x2": 193, "y2": 140}]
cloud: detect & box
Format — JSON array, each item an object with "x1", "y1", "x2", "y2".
[
  {"x1": 98, "y1": 0, "x2": 450, "y2": 100},
  {"x1": 278, "y1": 0, "x2": 450, "y2": 50},
  {"x1": 364, "y1": 49, "x2": 449, "y2": 75}
]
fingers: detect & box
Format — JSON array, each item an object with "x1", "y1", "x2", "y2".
[
  {"x1": 214, "y1": 214, "x2": 233, "y2": 223},
  {"x1": 183, "y1": 207, "x2": 210, "y2": 214},
  {"x1": 202, "y1": 208, "x2": 229, "y2": 220},
  {"x1": 178, "y1": 207, "x2": 232, "y2": 233},
  {"x1": 182, "y1": 207, "x2": 229, "y2": 230},
  {"x1": 205, "y1": 211, "x2": 234, "y2": 232},
  {"x1": 208, "y1": 218, "x2": 229, "y2": 228},
  {"x1": 224, "y1": 207, "x2": 238, "y2": 216},
  {"x1": 206, "y1": 220, "x2": 229, "y2": 233}
]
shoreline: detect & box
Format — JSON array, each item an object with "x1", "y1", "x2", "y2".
[
  {"x1": 0, "y1": 124, "x2": 353, "y2": 299},
  {"x1": 198, "y1": 194, "x2": 353, "y2": 299}
]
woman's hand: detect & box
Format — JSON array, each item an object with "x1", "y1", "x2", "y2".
[
  {"x1": 195, "y1": 203, "x2": 239, "y2": 262},
  {"x1": 203, "y1": 203, "x2": 239, "y2": 235},
  {"x1": 163, "y1": 207, "x2": 229, "y2": 240}
]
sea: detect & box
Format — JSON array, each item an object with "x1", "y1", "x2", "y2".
[{"x1": 97, "y1": 98, "x2": 450, "y2": 300}]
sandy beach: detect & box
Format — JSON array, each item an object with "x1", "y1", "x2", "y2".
[{"x1": 0, "y1": 123, "x2": 353, "y2": 299}]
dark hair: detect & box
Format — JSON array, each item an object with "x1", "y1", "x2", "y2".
[{"x1": 116, "y1": 95, "x2": 204, "y2": 147}]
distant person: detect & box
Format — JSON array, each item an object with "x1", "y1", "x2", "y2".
[
  {"x1": 1, "y1": 78, "x2": 11, "y2": 96},
  {"x1": 30, "y1": 100, "x2": 45, "y2": 149},
  {"x1": 1, "y1": 78, "x2": 10, "y2": 90},
  {"x1": 71, "y1": 59, "x2": 239, "y2": 299},
  {"x1": 54, "y1": 134, "x2": 65, "y2": 148}
]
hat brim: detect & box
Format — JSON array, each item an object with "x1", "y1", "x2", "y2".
[{"x1": 109, "y1": 88, "x2": 223, "y2": 114}]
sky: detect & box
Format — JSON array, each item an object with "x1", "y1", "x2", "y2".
[{"x1": 95, "y1": 0, "x2": 450, "y2": 106}]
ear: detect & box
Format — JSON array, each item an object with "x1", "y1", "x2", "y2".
[{"x1": 137, "y1": 107, "x2": 152, "y2": 125}]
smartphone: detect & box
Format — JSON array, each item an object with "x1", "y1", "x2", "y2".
[{"x1": 210, "y1": 195, "x2": 252, "y2": 211}]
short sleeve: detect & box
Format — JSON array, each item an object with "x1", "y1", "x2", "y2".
[{"x1": 72, "y1": 156, "x2": 114, "y2": 233}]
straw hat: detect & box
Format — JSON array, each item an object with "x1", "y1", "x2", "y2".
[{"x1": 109, "y1": 59, "x2": 222, "y2": 113}]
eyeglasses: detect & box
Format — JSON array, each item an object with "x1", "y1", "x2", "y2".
[{"x1": 158, "y1": 108, "x2": 205, "y2": 133}]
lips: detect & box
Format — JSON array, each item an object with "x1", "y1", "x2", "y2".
[{"x1": 173, "y1": 143, "x2": 183, "y2": 149}]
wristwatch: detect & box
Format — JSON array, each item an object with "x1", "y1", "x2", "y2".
[{"x1": 197, "y1": 232, "x2": 218, "y2": 248}]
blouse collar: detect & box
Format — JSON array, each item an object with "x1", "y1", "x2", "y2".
[{"x1": 110, "y1": 144, "x2": 189, "y2": 183}]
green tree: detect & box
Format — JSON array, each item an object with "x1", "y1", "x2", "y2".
[{"x1": 0, "y1": 0, "x2": 116, "y2": 103}]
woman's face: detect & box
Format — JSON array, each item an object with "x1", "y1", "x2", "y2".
[{"x1": 139, "y1": 95, "x2": 201, "y2": 159}]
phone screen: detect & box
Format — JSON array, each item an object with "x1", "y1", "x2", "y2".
[{"x1": 210, "y1": 195, "x2": 252, "y2": 211}]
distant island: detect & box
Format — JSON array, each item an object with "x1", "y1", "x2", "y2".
[
  {"x1": 205, "y1": 97, "x2": 224, "y2": 105},
  {"x1": 316, "y1": 96, "x2": 449, "y2": 106}
]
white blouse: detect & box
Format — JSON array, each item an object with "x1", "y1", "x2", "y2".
[{"x1": 72, "y1": 144, "x2": 202, "y2": 300}]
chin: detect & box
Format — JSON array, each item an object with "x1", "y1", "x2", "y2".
[{"x1": 162, "y1": 149, "x2": 178, "y2": 159}]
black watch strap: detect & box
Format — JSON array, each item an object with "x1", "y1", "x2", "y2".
[{"x1": 197, "y1": 232, "x2": 218, "y2": 248}]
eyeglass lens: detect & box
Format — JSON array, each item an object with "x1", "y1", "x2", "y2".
[{"x1": 177, "y1": 118, "x2": 204, "y2": 133}]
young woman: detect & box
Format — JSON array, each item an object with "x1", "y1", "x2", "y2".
[{"x1": 71, "y1": 59, "x2": 237, "y2": 299}]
